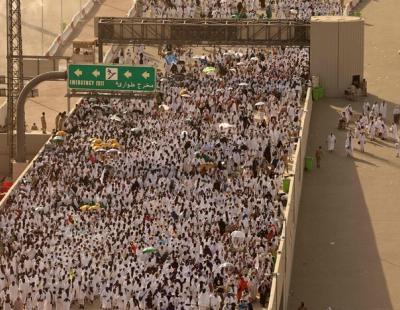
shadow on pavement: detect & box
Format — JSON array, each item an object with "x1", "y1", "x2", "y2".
[{"x1": 288, "y1": 97, "x2": 393, "y2": 310}]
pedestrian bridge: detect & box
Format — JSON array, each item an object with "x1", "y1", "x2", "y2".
[{"x1": 96, "y1": 18, "x2": 310, "y2": 46}]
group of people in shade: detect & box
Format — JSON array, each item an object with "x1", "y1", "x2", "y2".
[
  {"x1": 0, "y1": 44, "x2": 310, "y2": 310},
  {"x1": 315, "y1": 101, "x2": 400, "y2": 168},
  {"x1": 142, "y1": 0, "x2": 343, "y2": 20}
]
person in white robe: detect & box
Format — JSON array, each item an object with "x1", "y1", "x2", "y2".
[
  {"x1": 345, "y1": 131, "x2": 354, "y2": 157},
  {"x1": 344, "y1": 104, "x2": 353, "y2": 124},
  {"x1": 395, "y1": 140, "x2": 400, "y2": 158},
  {"x1": 326, "y1": 133, "x2": 336, "y2": 152},
  {"x1": 379, "y1": 101, "x2": 387, "y2": 120},
  {"x1": 390, "y1": 123, "x2": 398, "y2": 141},
  {"x1": 358, "y1": 132, "x2": 366, "y2": 153}
]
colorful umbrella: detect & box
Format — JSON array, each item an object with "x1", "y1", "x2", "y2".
[
  {"x1": 52, "y1": 136, "x2": 64, "y2": 142},
  {"x1": 142, "y1": 247, "x2": 157, "y2": 254},
  {"x1": 202, "y1": 67, "x2": 216, "y2": 74}
]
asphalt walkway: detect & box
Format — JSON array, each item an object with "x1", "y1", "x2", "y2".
[{"x1": 289, "y1": 0, "x2": 400, "y2": 309}]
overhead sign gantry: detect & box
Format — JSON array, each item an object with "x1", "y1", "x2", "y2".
[{"x1": 96, "y1": 17, "x2": 310, "y2": 62}]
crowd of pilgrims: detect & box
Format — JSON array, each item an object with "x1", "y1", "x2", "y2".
[
  {"x1": 142, "y1": 0, "x2": 343, "y2": 20},
  {"x1": 0, "y1": 46, "x2": 309, "y2": 309},
  {"x1": 340, "y1": 101, "x2": 400, "y2": 157}
]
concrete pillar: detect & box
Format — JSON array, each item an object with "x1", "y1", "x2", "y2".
[{"x1": 310, "y1": 16, "x2": 364, "y2": 97}]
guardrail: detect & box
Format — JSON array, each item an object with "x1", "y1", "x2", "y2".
[{"x1": 267, "y1": 87, "x2": 313, "y2": 310}]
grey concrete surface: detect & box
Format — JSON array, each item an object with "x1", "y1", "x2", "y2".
[
  {"x1": 289, "y1": 0, "x2": 400, "y2": 309},
  {"x1": 0, "y1": 0, "x2": 84, "y2": 71}
]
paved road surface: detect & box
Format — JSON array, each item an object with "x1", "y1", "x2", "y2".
[{"x1": 289, "y1": 0, "x2": 400, "y2": 309}]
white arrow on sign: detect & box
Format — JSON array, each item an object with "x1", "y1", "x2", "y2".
[
  {"x1": 124, "y1": 70, "x2": 132, "y2": 79},
  {"x1": 74, "y1": 69, "x2": 83, "y2": 77},
  {"x1": 142, "y1": 71, "x2": 150, "y2": 80},
  {"x1": 92, "y1": 69, "x2": 101, "y2": 78}
]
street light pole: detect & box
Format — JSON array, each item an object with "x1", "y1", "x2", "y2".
[
  {"x1": 41, "y1": 0, "x2": 44, "y2": 54},
  {"x1": 60, "y1": 0, "x2": 63, "y2": 32}
]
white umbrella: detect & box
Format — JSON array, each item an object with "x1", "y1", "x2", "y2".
[
  {"x1": 255, "y1": 101, "x2": 266, "y2": 106},
  {"x1": 250, "y1": 57, "x2": 259, "y2": 61},
  {"x1": 110, "y1": 115, "x2": 122, "y2": 122},
  {"x1": 231, "y1": 230, "x2": 245, "y2": 239},
  {"x1": 106, "y1": 149, "x2": 120, "y2": 154},
  {"x1": 219, "y1": 122, "x2": 235, "y2": 129},
  {"x1": 239, "y1": 82, "x2": 248, "y2": 86},
  {"x1": 159, "y1": 104, "x2": 170, "y2": 111},
  {"x1": 217, "y1": 262, "x2": 234, "y2": 270},
  {"x1": 181, "y1": 94, "x2": 191, "y2": 98}
]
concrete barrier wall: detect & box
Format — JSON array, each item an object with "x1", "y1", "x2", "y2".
[
  {"x1": 0, "y1": 133, "x2": 51, "y2": 175},
  {"x1": 0, "y1": 101, "x2": 6, "y2": 127},
  {"x1": 46, "y1": 0, "x2": 98, "y2": 57},
  {"x1": 268, "y1": 87, "x2": 313, "y2": 310}
]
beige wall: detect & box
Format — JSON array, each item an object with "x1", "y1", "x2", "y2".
[
  {"x1": 268, "y1": 88, "x2": 314, "y2": 310},
  {"x1": 311, "y1": 16, "x2": 364, "y2": 97},
  {"x1": 311, "y1": 20, "x2": 339, "y2": 95},
  {"x1": 0, "y1": 133, "x2": 50, "y2": 176}
]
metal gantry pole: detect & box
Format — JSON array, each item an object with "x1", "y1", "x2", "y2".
[
  {"x1": 6, "y1": 0, "x2": 24, "y2": 177},
  {"x1": 41, "y1": 0, "x2": 44, "y2": 54}
]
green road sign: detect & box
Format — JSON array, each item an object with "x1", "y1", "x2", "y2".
[{"x1": 68, "y1": 64, "x2": 156, "y2": 92}]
